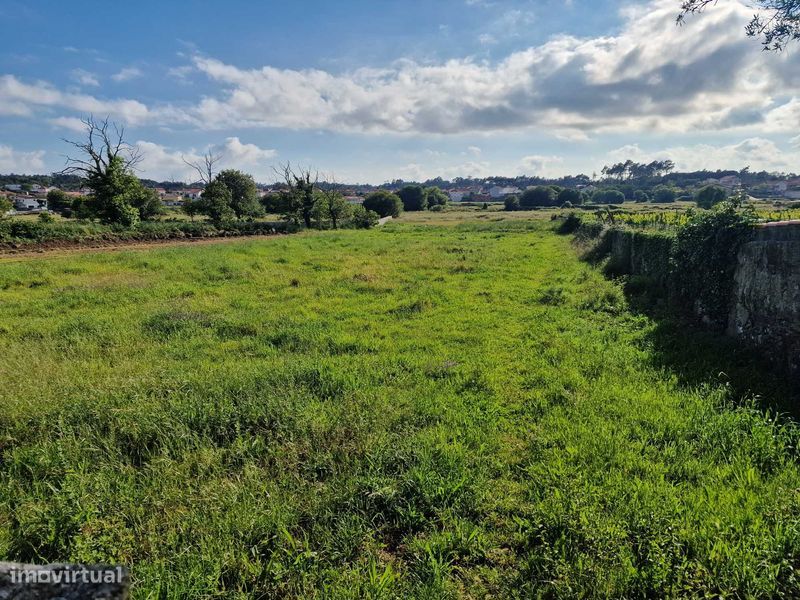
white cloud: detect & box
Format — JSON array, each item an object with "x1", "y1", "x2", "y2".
[
  {"x1": 179, "y1": 0, "x2": 796, "y2": 135},
  {"x1": 0, "y1": 145, "x2": 45, "y2": 173},
  {"x1": 1, "y1": 0, "x2": 797, "y2": 140},
  {"x1": 0, "y1": 75, "x2": 153, "y2": 125},
  {"x1": 520, "y1": 154, "x2": 565, "y2": 177},
  {"x1": 133, "y1": 138, "x2": 277, "y2": 181},
  {"x1": 607, "y1": 138, "x2": 800, "y2": 174},
  {"x1": 71, "y1": 69, "x2": 99, "y2": 87},
  {"x1": 48, "y1": 116, "x2": 88, "y2": 132},
  {"x1": 112, "y1": 67, "x2": 143, "y2": 82},
  {"x1": 467, "y1": 145, "x2": 482, "y2": 156}
]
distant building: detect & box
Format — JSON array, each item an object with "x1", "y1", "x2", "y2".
[
  {"x1": 344, "y1": 195, "x2": 364, "y2": 204},
  {"x1": 718, "y1": 175, "x2": 741, "y2": 189},
  {"x1": 4, "y1": 184, "x2": 22, "y2": 192},
  {"x1": 488, "y1": 186, "x2": 521, "y2": 199},
  {"x1": 180, "y1": 189, "x2": 203, "y2": 200},
  {"x1": 448, "y1": 190, "x2": 467, "y2": 202},
  {"x1": 13, "y1": 196, "x2": 46, "y2": 211}
]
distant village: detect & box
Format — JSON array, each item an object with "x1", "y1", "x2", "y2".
[{"x1": 3, "y1": 171, "x2": 800, "y2": 214}]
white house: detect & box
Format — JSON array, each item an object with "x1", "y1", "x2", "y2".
[
  {"x1": 4, "y1": 184, "x2": 22, "y2": 192},
  {"x1": 13, "y1": 196, "x2": 44, "y2": 211},
  {"x1": 488, "y1": 186, "x2": 521, "y2": 199}
]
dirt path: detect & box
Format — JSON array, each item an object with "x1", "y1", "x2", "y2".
[{"x1": 0, "y1": 233, "x2": 289, "y2": 262}]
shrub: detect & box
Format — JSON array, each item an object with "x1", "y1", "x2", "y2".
[
  {"x1": 633, "y1": 190, "x2": 650, "y2": 203},
  {"x1": 592, "y1": 189, "x2": 625, "y2": 205},
  {"x1": 349, "y1": 205, "x2": 380, "y2": 228},
  {"x1": 652, "y1": 185, "x2": 677, "y2": 203},
  {"x1": 520, "y1": 186, "x2": 558, "y2": 207},
  {"x1": 557, "y1": 213, "x2": 584, "y2": 234},
  {"x1": 504, "y1": 195, "x2": 521, "y2": 211},
  {"x1": 425, "y1": 187, "x2": 449, "y2": 207},
  {"x1": 397, "y1": 185, "x2": 427, "y2": 211},
  {"x1": 363, "y1": 191, "x2": 403, "y2": 218},
  {"x1": 695, "y1": 185, "x2": 728, "y2": 209},
  {"x1": 671, "y1": 202, "x2": 756, "y2": 327},
  {"x1": 558, "y1": 188, "x2": 585, "y2": 206}
]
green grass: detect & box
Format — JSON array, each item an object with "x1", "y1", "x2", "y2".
[{"x1": 1, "y1": 217, "x2": 799, "y2": 598}]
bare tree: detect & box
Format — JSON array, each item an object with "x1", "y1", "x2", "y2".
[
  {"x1": 182, "y1": 149, "x2": 222, "y2": 186},
  {"x1": 273, "y1": 162, "x2": 319, "y2": 228},
  {"x1": 678, "y1": 0, "x2": 800, "y2": 50},
  {"x1": 61, "y1": 115, "x2": 142, "y2": 178}
]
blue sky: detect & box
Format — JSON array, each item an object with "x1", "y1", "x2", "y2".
[{"x1": 0, "y1": 0, "x2": 797, "y2": 184}]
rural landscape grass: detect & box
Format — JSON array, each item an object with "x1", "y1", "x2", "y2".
[{"x1": 1, "y1": 213, "x2": 799, "y2": 597}]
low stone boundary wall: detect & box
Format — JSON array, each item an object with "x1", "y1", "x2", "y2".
[
  {"x1": 582, "y1": 220, "x2": 800, "y2": 381},
  {"x1": 728, "y1": 221, "x2": 800, "y2": 376}
]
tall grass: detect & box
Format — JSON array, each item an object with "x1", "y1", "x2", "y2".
[{"x1": 0, "y1": 219, "x2": 798, "y2": 597}]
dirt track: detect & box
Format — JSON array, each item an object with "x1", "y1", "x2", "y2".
[{"x1": 0, "y1": 234, "x2": 287, "y2": 261}]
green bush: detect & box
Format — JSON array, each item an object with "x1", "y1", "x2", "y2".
[
  {"x1": 363, "y1": 191, "x2": 403, "y2": 218},
  {"x1": 521, "y1": 186, "x2": 558, "y2": 207},
  {"x1": 591, "y1": 189, "x2": 625, "y2": 205},
  {"x1": 504, "y1": 195, "x2": 521, "y2": 211},
  {"x1": 696, "y1": 185, "x2": 728, "y2": 209},
  {"x1": 652, "y1": 185, "x2": 677, "y2": 203},
  {"x1": 671, "y1": 202, "x2": 756, "y2": 327}
]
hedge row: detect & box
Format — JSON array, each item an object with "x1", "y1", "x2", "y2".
[{"x1": 0, "y1": 219, "x2": 295, "y2": 247}]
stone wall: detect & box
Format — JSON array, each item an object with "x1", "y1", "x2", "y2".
[
  {"x1": 594, "y1": 220, "x2": 800, "y2": 381},
  {"x1": 728, "y1": 221, "x2": 800, "y2": 377}
]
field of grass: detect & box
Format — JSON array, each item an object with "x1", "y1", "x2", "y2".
[{"x1": 1, "y1": 215, "x2": 799, "y2": 598}]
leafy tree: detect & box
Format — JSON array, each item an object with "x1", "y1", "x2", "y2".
[
  {"x1": 591, "y1": 189, "x2": 625, "y2": 204},
  {"x1": 520, "y1": 186, "x2": 558, "y2": 207},
  {"x1": 558, "y1": 188, "x2": 585, "y2": 206},
  {"x1": 349, "y1": 205, "x2": 380, "y2": 228},
  {"x1": 275, "y1": 164, "x2": 318, "y2": 228},
  {"x1": 678, "y1": 0, "x2": 800, "y2": 50},
  {"x1": 201, "y1": 180, "x2": 235, "y2": 225},
  {"x1": 182, "y1": 197, "x2": 202, "y2": 221},
  {"x1": 601, "y1": 159, "x2": 675, "y2": 181},
  {"x1": 214, "y1": 169, "x2": 263, "y2": 219},
  {"x1": 0, "y1": 196, "x2": 11, "y2": 218},
  {"x1": 317, "y1": 188, "x2": 351, "y2": 229},
  {"x1": 46, "y1": 189, "x2": 71, "y2": 214},
  {"x1": 504, "y1": 195, "x2": 521, "y2": 211},
  {"x1": 397, "y1": 185, "x2": 427, "y2": 211},
  {"x1": 633, "y1": 190, "x2": 651, "y2": 203},
  {"x1": 363, "y1": 190, "x2": 403, "y2": 217},
  {"x1": 425, "y1": 186, "x2": 449, "y2": 208},
  {"x1": 127, "y1": 186, "x2": 164, "y2": 221},
  {"x1": 652, "y1": 185, "x2": 677, "y2": 203},
  {"x1": 61, "y1": 116, "x2": 150, "y2": 227},
  {"x1": 695, "y1": 184, "x2": 728, "y2": 209}
]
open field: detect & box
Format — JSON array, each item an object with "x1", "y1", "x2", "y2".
[{"x1": 1, "y1": 214, "x2": 799, "y2": 598}]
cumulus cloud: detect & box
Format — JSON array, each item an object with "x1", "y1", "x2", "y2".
[
  {"x1": 133, "y1": 138, "x2": 277, "y2": 181},
  {"x1": 0, "y1": 75, "x2": 154, "y2": 125},
  {"x1": 71, "y1": 69, "x2": 99, "y2": 87},
  {"x1": 520, "y1": 154, "x2": 565, "y2": 177},
  {"x1": 112, "y1": 67, "x2": 143, "y2": 82},
  {"x1": 1, "y1": 0, "x2": 797, "y2": 139},
  {"x1": 0, "y1": 145, "x2": 46, "y2": 173},
  {"x1": 48, "y1": 116, "x2": 89, "y2": 132},
  {"x1": 607, "y1": 138, "x2": 800, "y2": 173},
  {"x1": 178, "y1": 0, "x2": 795, "y2": 135}
]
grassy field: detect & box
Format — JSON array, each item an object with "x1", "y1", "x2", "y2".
[{"x1": 1, "y1": 214, "x2": 799, "y2": 598}]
